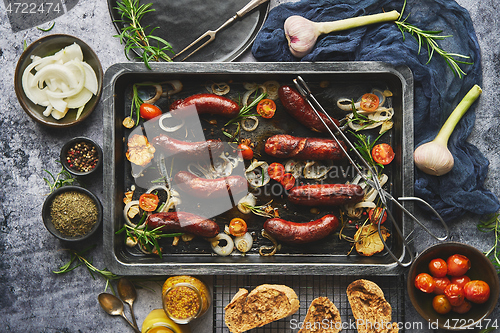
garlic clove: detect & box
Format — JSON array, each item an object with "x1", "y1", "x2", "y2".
[
  {"x1": 284, "y1": 16, "x2": 319, "y2": 58},
  {"x1": 413, "y1": 141, "x2": 454, "y2": 176}
]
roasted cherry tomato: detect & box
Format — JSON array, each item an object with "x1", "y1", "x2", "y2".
[
  {"x1": 434, "y1": 277, "x2": 451, "y2": 295},
  {"x1": 429, "y1": 258, "x2": 448, "y2": 278},
  {"x1": 463, "y1": 280, "x2": 490, "y2": 304},
  {"x1": 372, "y1": 143, "x2": 395, "y2": 165},
  {"x1": 432, "y1": 294, "x2": 452, "y2": 314},
  {"x1": 360, "y1": 93, "x2": 380, "y2": 111},
  {"x1": 268, "y1": 162, "x2": 285, "y2": 182},
  {"x1": 447, "y1": 254, "x2": 471, "y2": 276},
  {"x1": 256, "y1": 99, "x2": 277, "y2": 118},
  {"x1": 139, "y1": 103, "x2": 162, "y2": 120},
  {"x1": 238, "y1": 143, "x2": 253, "y2": 160},
  {"x1": 452, "y1": 300, "x2": 472, "y2": 314},
  {"x1": 414, "y1": 273, "x2": 436, "y2": 293},
  {"x1": 280, "y1": 173, "x2": 296, "y2": 191},
  {"x1": 139, "y1": 193, "x2": 159, "y2": 212},
  {"x1": 444, "y1": 283, "x2": 465, "y2": 307},
  {"x1": 450, "y1": 275, "x2": 471, "y2": 289},
  {"x1": 368, "y1": 207, "x2": 387, "y2": 225},
  {"x1": 228, "y1": 218, "x2": 248, "y2": 237}
]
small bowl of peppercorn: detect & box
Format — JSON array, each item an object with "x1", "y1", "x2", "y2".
[
  {"x1": 42, "y1": 186, "x2": 103, "y2": 242},
  {"x1": 60, "y1": 137, "x2": 102, "y2": 177}
]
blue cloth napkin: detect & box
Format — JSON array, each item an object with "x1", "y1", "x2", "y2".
[{"x1": 252, "y1": 0, "x2": 500, "y2": 222}]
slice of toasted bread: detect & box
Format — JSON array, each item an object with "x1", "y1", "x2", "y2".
[
  {"x1": 346, "y1": 279, "x2": 399, "y2": 333},
  {"x1": 224, "y1": 284, "x2": 300, "y2": 333},
  {"x1": 299, "y1": 297, "x2": 342, "y2": 333}
]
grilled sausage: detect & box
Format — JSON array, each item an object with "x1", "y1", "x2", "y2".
[
  {"x1": 288, "y1": 184, "x2": 365, "y2": 206},
  {"x1": 152, "y1": 134, "x2": 224, "y2": 161},
  {"x1": 169, "y1": 93, "x2": 240, "y2": 118},
  {"x1": 265, "y1": 134, "x2": 346, "y2": 160},
  {"x1": 174, "y1": 171, "x2": 248, "y2": 199},
  {"x1": 279, "y1": 85, "x2": 339, "y2": 133},
  {"x1": 263, "y1": 214, "x2": 339, "y2": 244},
  {"x1": 146, "y1": 211, "x2": 220, "y2": 238}
]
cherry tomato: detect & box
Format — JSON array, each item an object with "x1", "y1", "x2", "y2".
[
  {"x1": 444, "y1": 283, "x2": 465, "y2": 307},
  {"x1": 238, "y1": 143, "x2": 253, "y2": 160},
  {"x1": 429, "y1": 258, "x2": 448, "y2": 278},
  {"x1": 360, "y1": 93, "x2": 380, "y2": 111},
  {"x1": 368, "y1": 207, "x2": 387, "y2": 225},
  {"x1": 414, "y1": 273, "x2": 436, "y2": 293},
  {"x1": 432, "y1": 294, "x2": 452, "y2": 314},
  {"x1": 372, "y1": 143, "x2": 395, "y2": 165},
  {"x1": 450, "y1": 275, "x2": 471, "y2": 289},
  {"x1": 139, "y1": 103, "x2": 162, "y2": 120},
  {"x1": 228, "y1": 218, "x2": 248, "y2": 237},
  {"x1": 268, "y1": 162, "x2": 285, "y2": 182},
  {"x1": 434, "y1": 277, "x2": 451, "y2": 295},
  {"x1": 463, "y1": 280, "x2": 490, "y2": 304},
  {"x1": 280, "y1": 173, "x2": 296, "y2": 191},
  {"x1": 256, "y1": 99, "x2": 277, "y2": 118},
  {"x1": 452, "y1": 300, "x2": 472, "y2": 314},
  {"x1": 447, "y1": 254, "x2": 471, "y2": 276},
  {"x1": 139, "y1": 193, "x2": 159, "y2": 212}
]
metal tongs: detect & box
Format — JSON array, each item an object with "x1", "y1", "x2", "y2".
[
  {"x1": 172, "y1": 0, "x2": 269, "y2": 61},
  {"x1": 293, "y1": 76, "x2": 449, "y2": 267}
]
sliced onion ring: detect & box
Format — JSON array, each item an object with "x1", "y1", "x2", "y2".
[
  {"x1": 123, "y1": 200, "x2": 145, "y2": 228},
  {"x1": 159, "y1": 113, "x2": 185, "y2": 132},
  {"x1": 235, "y1": 232, "x2": 253, "y2": 253},
  {"x1": 161, "y1": 80, "x2": 183, "y2": 97},
  {"x1": 241, "y1": 116, "x2": 258, "y2": 131},
  {"x1": 209, "y1": 233, "x2": 234, "y2": 256},
  {"x1": 143, "y1": 84, "x2": 162, "y2": 104}
]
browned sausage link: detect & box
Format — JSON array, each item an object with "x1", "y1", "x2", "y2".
[
  {"x1": 146, "y1": 211, "x2": 220, "y2": 238},
  {"x1": 169, "y1": 93, "x2": 240, "y2": 118},
  {"x1": 278, "y1": 85, "x2": 339, "y2": 133},
  {"x1": 288, "y1": 184, "x2": 365, "y2": 206},
  {"x1": 264, "y1": 134, "x2": 346, "y2": 160},
  {"x1": 174, "y1": 171, "x2": 248, "y2": 199},
  {"x1": 263, "y1": 214, "x2": 339, "y2": 244},
  {"x1": 151, "y1": 134, "x2": 224, "y2": 161}
]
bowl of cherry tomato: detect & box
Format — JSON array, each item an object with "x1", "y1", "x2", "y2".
[{"x1": 408, "y1": 242, "x2": 499, "y2": 330}]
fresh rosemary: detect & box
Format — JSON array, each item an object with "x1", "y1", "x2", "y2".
[
  {"x1": 53, "y1": 245, "x2": 121, "y2": 293},
  {"x1": 395, "y1": 0, "x2": 472, "y2": 78},
  {"x1": 114, "y1": 0, "x2": 174, "y2": 69},
  {"x1": 43, "y1": 162, "x2": 80, "y2": 193},
  {"x1": 225, "y1": 91, "x2": 267, "y2": 126},
  {"x1": 351, "y1": 132, "x2": 385, "y2": 170},
  {"x1": 477, "y1": 213, "x2": 500, "y2": 272}
]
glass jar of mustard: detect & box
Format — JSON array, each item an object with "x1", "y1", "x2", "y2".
[
  {"x1": 162, "y1": 276, "x2": 211, "y2": 324},
  {"x1": 141, "y1": 309, "x2": 190, "y2": 333}
]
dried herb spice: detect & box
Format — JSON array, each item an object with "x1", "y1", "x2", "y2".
[{"x1": 50, "y1": 191, "x2": 98, "y2": 236}]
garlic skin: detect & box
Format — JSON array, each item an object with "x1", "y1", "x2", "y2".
[
  {"x1": 414, "y1": 141, "x2": 454, "y2": 176},
  {"x1": 284, "y1": 15, "x2": 318, "y2": 58}
]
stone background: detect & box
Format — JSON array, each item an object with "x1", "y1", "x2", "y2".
[{"x1": 0, "y1": 0, "x2": 499, "y2": 332}]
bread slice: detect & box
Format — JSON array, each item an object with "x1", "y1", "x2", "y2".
[
  {"x1": 299, "y1": 297, "x2": 342, "y2": 333},
  {"x1": 224, "y1": 284, "x2": 300, "y2": 333},
  {"x1": 346, "y1": 279, "x2": 399, "y2": 333}
]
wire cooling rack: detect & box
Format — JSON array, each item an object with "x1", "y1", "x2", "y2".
[{"x1": 213, "y1": 275, "x2": 405, "y2": 333}]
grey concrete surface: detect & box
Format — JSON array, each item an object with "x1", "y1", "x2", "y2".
[{"x1": 0, "y1": 0, "x2": 499, "y2": 332}]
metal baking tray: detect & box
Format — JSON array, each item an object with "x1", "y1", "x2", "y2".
[{"x1": 102, "y1": 62, "x2": 414, "y2": 276}]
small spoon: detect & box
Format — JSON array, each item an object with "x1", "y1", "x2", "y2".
[
  {"x1": 98, "y1": 293, "x2": 141, "y2": 333},
  {"x1": 118, "y1": 277, "x2": 139, "y2": 329}
]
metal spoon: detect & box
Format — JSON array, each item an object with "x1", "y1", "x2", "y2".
[
  {"x1": 117, "y1": 278, "x2": 138, "y2": 329},
  {"x1": 98, "y1": 293, "x2": 141, "y2": 333}
]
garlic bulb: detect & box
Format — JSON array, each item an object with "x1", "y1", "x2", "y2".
[{"x1": 284, "y1": 16, "x2": 319, "y2": 58}]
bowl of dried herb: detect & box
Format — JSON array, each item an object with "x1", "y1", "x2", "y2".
[{"x1": 42, "y1": 186, "x2": 102, "y2": 241}]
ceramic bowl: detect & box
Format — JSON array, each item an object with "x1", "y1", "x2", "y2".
[
  {"x1": 14, "y1": 34, "x2": 103, "y2": 128},
  {"x1": 42, "y1": 186, "x2": 102, "y2": 241},
  {"x1": 60, "y1": 137, "x2": 103, "y2": 176},
  {"x1": 408, "y1": 242, "x2": 499, "y2": 330}
]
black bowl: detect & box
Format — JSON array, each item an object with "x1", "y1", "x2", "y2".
[
  {"x1": 42, "y1": 186, "x2": 102, "y2": 241},
  {"x1": 408, "y1": 242, "x2": 499, "y2": 330},
  {"x1": 14, "y1": 34, "x2": 103, "y2": 128},
  {"x1": 60, "y1": 137, "x2": 103, "y2": 176}
]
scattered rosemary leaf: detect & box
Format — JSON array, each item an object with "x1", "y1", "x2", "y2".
[{"x1": 37, "y1": 22, "x2": 55, "y2": 32}]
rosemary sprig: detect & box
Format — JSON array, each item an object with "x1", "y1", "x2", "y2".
[
  {"x1": 477, "y1": 213, "x2": 500, "y2": 272},
  {"x1": 114, "y1": 0, "x2": 174, "y2": 69},
  {"x1": 225, "y1": 91, "x2": 267, "y2": 126},
  {"x1": 43, "y1": 161, "x2": 80, "y2": 193},
  {"x1": 350, "y1": 132, "x2": 385, "y2": 170},
  {"x1": 240, "y1": 201, "x2": 277, "y2": 218},
  {"x1": 53, "y1": 245, "x2": 121, "y2": 293},
  {"x1": 116, "y1": 223, "x2": 183, "y2": 259},
  {"x1": 347, "y1": 100, "x2": 380, "y2": 130},
  {"x1": 37, "y1": 22, "x2": 55, "y2": 32},
  {"x1": 395, "y1": 0, "x2": 472, "y2": 78}
]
